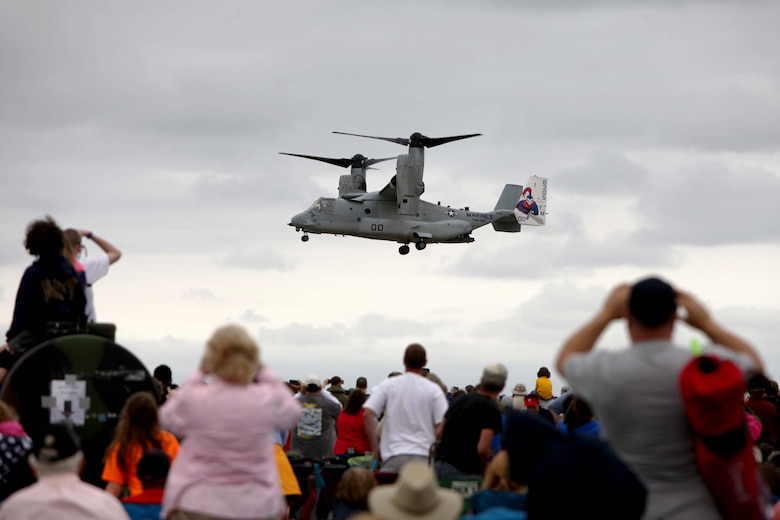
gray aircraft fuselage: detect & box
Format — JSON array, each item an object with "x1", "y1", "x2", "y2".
[{"x1": 290, "y1": 194, "x2": 513, "y2": 244}]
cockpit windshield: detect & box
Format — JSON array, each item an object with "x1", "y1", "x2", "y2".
[{"x1": 308, "y1": 197, "x2": 335, "y2": 214}]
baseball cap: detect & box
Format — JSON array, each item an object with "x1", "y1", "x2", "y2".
[{"x1": 305, "y1": 373, "x2": 322, "y2": 391}]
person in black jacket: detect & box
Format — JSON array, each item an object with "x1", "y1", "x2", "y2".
[{"x1": 0, "y1": 216, "x2": 86, "y2": 383}]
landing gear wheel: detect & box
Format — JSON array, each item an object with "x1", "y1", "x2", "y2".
[
  {"x1": 399, "y1": 245, "x2": 410, "y2": 255},
  {"x1": 415, "y1": 241, "x2": 426, "y2": 251},
  {"x1": 301, "y1": 234, "x2": 309, "y2": 242}
]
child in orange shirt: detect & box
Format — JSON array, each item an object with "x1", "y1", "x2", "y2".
[{"x1": 102, "y1": 391, "x2": 179, "y2": 497}]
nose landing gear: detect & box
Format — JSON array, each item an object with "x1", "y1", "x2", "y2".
[
  {"x1": 301, "y1": 233, "x2": 309, "y2": 242},
  {"x1": 415, "y1": 241, "x2": 426, "y2": 251}
]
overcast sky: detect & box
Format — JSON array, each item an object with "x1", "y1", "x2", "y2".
[{"x1": 1, "y1": 0, "x2": 778, "y2": 394}]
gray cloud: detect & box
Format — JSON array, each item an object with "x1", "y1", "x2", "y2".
[
  {"x1": 257, "y1": 322, "x2": 349, "y2": 347},
  {"x1": 239, "y1": 309, "x2": 267, "y2": 324},
  {"x1": 631, "y1": 162, "x2": 780, "y2": 246},
  {"x1": 182, "y1": 289, "x2": 218, "y2": 301},
  {"x1": 1, "y1": 1, "x2": 779, "y2": 390},
  {"x1": 220, "y1": 248, "x2": 294, "y2": 272}
]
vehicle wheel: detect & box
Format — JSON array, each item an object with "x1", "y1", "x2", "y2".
[
  {"x1": 415, "y1": 241, "x2": 426, "y2": 250},
  {"x1": 399, "y1": 245, "x2": 410, "y2": 255},
  {"x1": 301, "y1": 235, "x2": 309, "y2": 242}
]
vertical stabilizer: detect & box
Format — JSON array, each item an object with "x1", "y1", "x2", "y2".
[
  {"x1": 494, "y1": 184, "x2": 523, "y2": 211},
  {"x1": 514, "y1": 176, "x2": 547, "y2": 226}
]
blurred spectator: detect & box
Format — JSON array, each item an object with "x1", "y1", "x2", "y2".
[
  {"x1": 152, "y1": 364, "x2": 176, "y2": 405},
  {"x1": 334, "y1": 390, "x2": 370, "y2": 456},
  {"x1": 535, "y1": 367, "x2": 554, "y2": 402},
  {"x1": 368, "y1": 461, "x2": 461, "y2": 519},
  {"x1": 292, "y1": 374, "x2": 341, "y2": 460},
  {"x1": 327, "y1": 376, "x2": 349, "y2": 407},
  {"x1": 332, "y1": 467, "x2": 377, "y2": 520},
  {"x1": 434, "y1": 363, "x2": 506, "y2": 479},
  {"x1": 102, "y1": 391, "x2": 180, "y2": 498},
  {"x1": 121, "y1": 449, "x2": 170, "y2": 520},
  {"x1": 355, "y1": 376, "x2": 369, "y2": 397},
  {"x1": 62, "y1": 227, "x2": 122, "y2": 323},
  {"x1": 1, "y1": 216, "x2": 86, "y2": 383},
  {"x1": 510, "y1": 384, "x2": 527, "y2": 412},
  {"x1": 0, "y1": 401, "x2": 35, "y2": 500},
  {"x1": 0, "y1": 422, "x2": 129, "y2": 519},
  {"x1": 364, "y1": 344, "x2": 448, "y2": 473},
  {"x1": 746, "y1": 374, "x2": 777, "y2": 444},
  {"x1": 556, "y1": 277, "x2": 762, "y2": 519},
  {"x1": 160, "y1": 324, "x2": 301, "y2": 520}
]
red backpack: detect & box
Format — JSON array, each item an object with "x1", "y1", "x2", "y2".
[{"x1": 679, "y1": 354, "x2": 769, "y2": 520}]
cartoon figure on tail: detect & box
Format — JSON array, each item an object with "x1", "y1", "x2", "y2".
[{"x1": 514, "y1": 176, "x2": 547, "y2": 226}]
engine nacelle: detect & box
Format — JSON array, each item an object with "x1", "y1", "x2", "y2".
[
  {"x1": 395, "y1": 153, "x2": 425, "y2": 215},
  {"x1": 338, "y1": 169, "x2": 367, "y2": 198}
]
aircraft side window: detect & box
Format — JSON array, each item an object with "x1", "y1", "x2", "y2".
[{"x1": 320, "y1": 198, "x2": 335, "y2": 215}]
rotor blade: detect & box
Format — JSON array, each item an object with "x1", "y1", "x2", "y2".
[
  {"x1": 280, "y1": 152, "x2": 395, "y2": 170},
  {"x1": 334, "y1": 131, "x2": 482, "y2": 149},
  {"x1": 333, "y1": 131, "x2": 410, "y2": 147},
  {"x1": 279, "y1": 153, "x2": 353, "y2": 168},
  {"x1": 420, "y1": 133, "x2": 482, "y2": 148},
  {"x1": 364, "y1": 157, "x2": 397, "y2": 167}
]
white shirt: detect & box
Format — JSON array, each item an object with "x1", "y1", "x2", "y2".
[
  {"x1": 364, "y1": 372, "x2": 448, "y2": 459},
  {"x1": 82, "y1": 254, "x2": 109, "y2": 322},
  {"x1": 0, "y1": 472, "x2": 130, "y2": 520}
]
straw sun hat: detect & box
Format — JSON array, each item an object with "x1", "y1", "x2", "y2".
[{"x1": 368, "y1": 461, "x2": 462, "y2": 520}]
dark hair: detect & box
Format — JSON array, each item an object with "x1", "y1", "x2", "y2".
[
  {"x1": 24, "y1": 216, "x2": 65, "y2": 258},
  {"x1": 153, "y1": 365, "x2": 173, "y2": 384},
  {"x1": 403, "y1": 343, "x2": 426, "y2": 370},
  {"x1": 564, "y1": 395, "x2": 594, "y2": 432},
  {"x1": 344, "y1": 389, "x2": 367, "y2": 415},
  {"x1": 629, "y1": 277, "x2": 677, "y2": 327},
  {"x1": 137, "y1": 449, "x2": 171, "y2": 483},
  {"x1": 537, "y1": 367, "x2": 551, "y2": 378}
]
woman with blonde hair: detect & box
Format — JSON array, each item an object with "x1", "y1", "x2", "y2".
[
  {"x1": 102, "y1": 391, "x2": 180, "y2": 497},
  {"x1": 332, "y1": 467, "x2": 377, "y2": 520},
  {"x1": 160, "y1": 324, "x2": 302, "y2": 520}
]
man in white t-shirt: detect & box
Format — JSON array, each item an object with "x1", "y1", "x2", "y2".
[
  {"x1": 64, "y1": 228, "x2": 121, "y2": 323},
  {"x1": 363, "y1": 343, "x2": 448, "y2": 473}
]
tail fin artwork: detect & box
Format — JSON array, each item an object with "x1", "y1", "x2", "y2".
[
  {"x1": 514, "y1": 175, "x2": 547, "y2": 226},
  {"x1": 491, "y1": 176, "x2": 548, "y2": 232}
]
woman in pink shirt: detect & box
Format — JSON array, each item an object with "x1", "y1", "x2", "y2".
[
  {"x1": 160, "y1": 324, "x2": 302, "y2": 520},
  {"x1": 334, "y1": 390, "x2": 370, "y2": 456}
]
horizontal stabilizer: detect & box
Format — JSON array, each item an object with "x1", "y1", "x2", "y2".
[{"x1": 492, "y1": 219, "x2": 522, "y2": 233}]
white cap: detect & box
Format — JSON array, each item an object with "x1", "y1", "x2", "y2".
[{"x1": 304, "y1": 373, "x2": 321, "y2": 390}]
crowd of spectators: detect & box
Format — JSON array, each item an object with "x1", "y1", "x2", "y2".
[{"x1": 2, "y1": 216, "x2": 780, "y2": 519}]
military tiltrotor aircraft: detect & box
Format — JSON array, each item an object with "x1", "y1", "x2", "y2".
[{"x1": 285, "y1": 131, "x2": 548, "y2": 255}]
